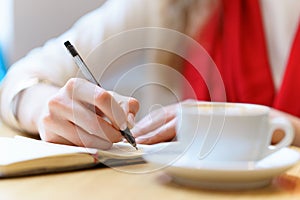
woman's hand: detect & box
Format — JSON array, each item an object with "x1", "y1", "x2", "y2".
[
  {"x1": 131, "y1": 103, "x2": 179, "y2": 144},
  {"x1": 270, "y1": 108, "x2": 300, "y2": 146},
  {"x1": 36, "y1": 78, "x2": 139, "y2": 149}
]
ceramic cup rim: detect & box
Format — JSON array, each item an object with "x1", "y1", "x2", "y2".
[{"x1": 178, "y1": 101, "x2": 270, "y2": 116}]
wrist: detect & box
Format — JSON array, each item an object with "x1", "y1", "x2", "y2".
[{"x1": 16, "y1": 80, "x2": 59, "y2": 134}]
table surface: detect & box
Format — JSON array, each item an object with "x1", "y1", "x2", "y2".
[{"x1": 1, "y1": 121, "x2": 300, "y2": 200}]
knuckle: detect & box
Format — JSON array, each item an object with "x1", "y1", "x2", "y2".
[
  {"x1": 95, "y1": 90, "x2": 111, "y2": 105},
  {"x1": 48, "y1": 96, "x2": 64, "y2": 111},
  {"x1": 41, "y1": 114, "x2": 53, "y2": 125},
  {"x1": 64, "y1": 78, "x2": 82, "y2": 95},
  {"x1": 129, "y1": 98, "x2": 140, "y2": 112},
  {"x1": 41, "y1": 132, "x2": 56, "y2": 143},
  {"x1": 65, "y1": 78, "x2": 77, "y2": 90},
  {"x1": 38, "y1": 113, "x2": 55, "y2": 130}
]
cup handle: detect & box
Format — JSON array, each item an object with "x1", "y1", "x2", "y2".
[{"x1": 263, "y1": 117, "x2": 294, "y2": 158}]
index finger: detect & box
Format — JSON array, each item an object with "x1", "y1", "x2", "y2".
[
  {"x1": 108, "y1": 92, "x2": 140, "y2": 115},
  {"x1": 65, "y1": 78, "x2": 128, "y2": 130}
]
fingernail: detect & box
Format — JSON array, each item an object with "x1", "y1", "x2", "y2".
[
  {"x1": 120, "y1": 123, "x2": 127, "y2": 131},
  {"x1": 127, "y1": 114, "x2": 135, "y2": 128}
]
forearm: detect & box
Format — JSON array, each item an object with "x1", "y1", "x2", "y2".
[{"x1": 17, "y1": 84, "x2": 59, "y2": 134}]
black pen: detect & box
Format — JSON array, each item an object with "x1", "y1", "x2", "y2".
[{"x1": 64, "y1": 41, "x2": 138, "y2": 150}]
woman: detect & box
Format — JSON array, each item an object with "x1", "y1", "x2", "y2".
[
  {"x1": 133, "y1": 0, "x2": 300, "y2": 146},
  {"x1": 1, "y1": 0, "x2": 300, "y2": 148}
]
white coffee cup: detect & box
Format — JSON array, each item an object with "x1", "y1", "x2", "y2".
[{"x1": 176, "y1": 101, "x2": 294, "y2": 162}]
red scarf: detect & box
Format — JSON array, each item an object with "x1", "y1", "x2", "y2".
[{"x1": 183, "y1": 0, "x2": 300, "y2": 117}]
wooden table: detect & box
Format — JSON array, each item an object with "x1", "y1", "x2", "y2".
[{"x1": 0, "y1": 121, "x2": 300, "y2": 200}]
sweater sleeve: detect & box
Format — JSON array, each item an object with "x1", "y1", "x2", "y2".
[{"x1": 0, "y1": 0, "x2": 163, "y2": 130}]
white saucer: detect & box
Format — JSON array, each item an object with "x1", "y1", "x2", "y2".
[{"x1": 143, "y1": 147, "x2": 300, "y2": 190}]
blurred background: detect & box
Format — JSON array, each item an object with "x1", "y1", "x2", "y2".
[
  {"x1": 0, "y1": 0, "x2": 105, "y2": 67},
  {"x1": 0, "y1": 0, "x2": 182, "y2": 119}
]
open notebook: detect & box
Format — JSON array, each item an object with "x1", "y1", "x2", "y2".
[{"x1": 0, "y1": 136, "x2": 155, "y2": 177}]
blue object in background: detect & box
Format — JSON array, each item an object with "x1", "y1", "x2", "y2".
[{"x1": 0, "y1": 45, "x2": 7, "y2": 81}]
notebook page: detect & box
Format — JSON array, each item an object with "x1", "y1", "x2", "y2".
[{"x1": 0, "y1": 136, "x2": 98, "y2": 165}]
